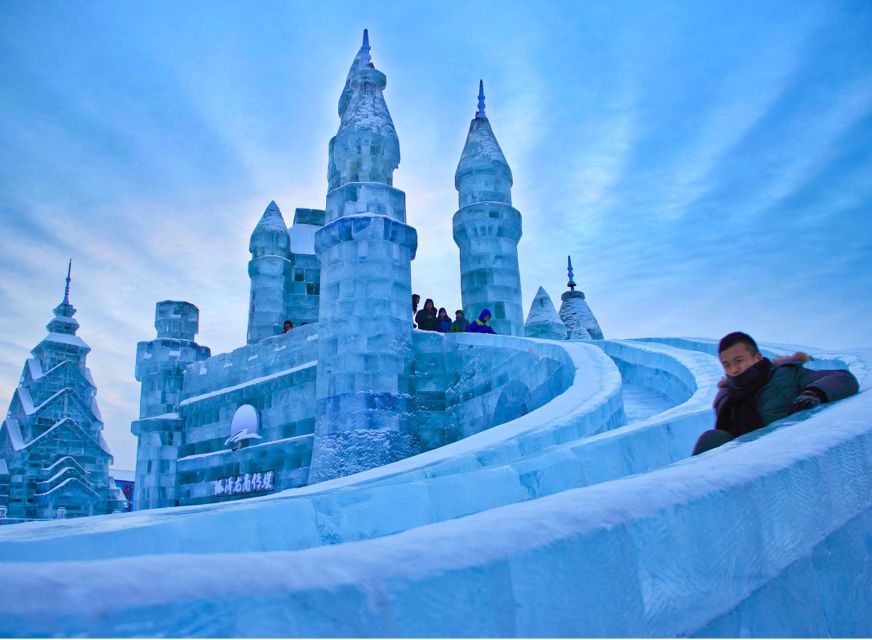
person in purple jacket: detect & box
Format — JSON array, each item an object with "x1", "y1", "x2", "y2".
[{"x1": 465, "y1": 308, "x2": 497, "y2": 334}]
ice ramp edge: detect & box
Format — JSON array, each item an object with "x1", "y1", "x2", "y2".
[
  {"x1": 0, "y1": 358, "x2": 870, "y2": 637},
  {"x1": 0, "y1": 339, "x2": 621, "y2": 559},
  {"x1": 0, "y1": 338, "x2": 744, "y2": 563}
]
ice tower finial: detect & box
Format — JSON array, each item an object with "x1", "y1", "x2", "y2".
[
  {"x1": 567, "y1": 256, "x2": 576, "y2": 291},
  {"x1": 49, "y1": 259, "x2": 78, "y2": 331},
  {"x1": 476, "y1": 79, "x2": 486, "y2": 118},
  {"x1": 361, "y1": 28, "x2": 371, "y2": 66},
  {"x1": 63, "y1": 259, "x2": 72, "y2": 305}
]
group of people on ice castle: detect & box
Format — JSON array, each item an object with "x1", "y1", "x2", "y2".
[{"x1": 411, "y1": 293, "x2": 496, "y2": 335}]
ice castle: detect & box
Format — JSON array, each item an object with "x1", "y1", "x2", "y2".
[
  {"x1": 0, "y1": 32, "x2": 868, "y2": 638},
  {"x1": 130, "y1": 30, "x2": 581, "y2": 509}
]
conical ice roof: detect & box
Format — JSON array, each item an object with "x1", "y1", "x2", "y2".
[
  {"x1": 455, "y1": 81, "x2": 512, "y2": 189},
  {"x1": 525, "y1": 287, "x2": 567, "y2": 340}
]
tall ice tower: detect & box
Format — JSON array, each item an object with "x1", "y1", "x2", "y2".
[
  {"x1": 309, "y1": 31, "x2": 419, "y2": 482},
  {"x1": 453, "y1": 81, "x2": 524, "y2": 335}
]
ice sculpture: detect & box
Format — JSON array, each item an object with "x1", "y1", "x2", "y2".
[
  {"x1": 525, "y1": 286, "x2": 567, "y2": 340},
  {"x1": 559, "y1": 256, "x2": 603, "y2": 340}
]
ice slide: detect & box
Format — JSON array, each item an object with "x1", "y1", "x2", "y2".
[{"x1": 0, "y1": 337, "x2": 869, "y2": 636}]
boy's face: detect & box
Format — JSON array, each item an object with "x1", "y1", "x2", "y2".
[{"x1": 719, "y1": 343, "x2": 763, "y2": 378}]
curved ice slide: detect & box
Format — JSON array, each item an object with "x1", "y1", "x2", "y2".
[{"x1": 0, "y1": 337, "x2": 869, "y2": 637}]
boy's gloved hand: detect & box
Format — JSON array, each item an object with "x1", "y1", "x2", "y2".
[{"x1": 788, "y1": 389, "x2": 825, "y2": 413}]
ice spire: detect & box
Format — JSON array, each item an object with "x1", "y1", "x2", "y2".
[
  {"x1": 329, "y1": 29, "x2": 399, "y2": 190},
  {"x1": 455, "y1": 80, "x2": 512, "y2": 200},
  {"x1": 51, "y1": 259, "x2": 77, "y2": 324},
  {"x1": 558, "y1": 256, "x2": 604, "y2": 340},
  {"x1": 476, "y1": 79, "x2": 486, "y2": 118},
  {"x1": 62, "y1": 259, "x2": 72, "y2": 305},
  {"x1": 338, "y1": 28, "x2": 377, "y2": 119},
  {"x1": 361, "y1": 28, "x2": 371, "y2": 66}
]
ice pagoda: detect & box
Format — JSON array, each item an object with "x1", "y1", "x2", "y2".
[{"x1": 0, "y1": 263, "x2": 126, "y2": 521}]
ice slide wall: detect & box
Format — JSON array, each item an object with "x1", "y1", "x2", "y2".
[{"x1": 0, "y1": 337, "x2": 869, "y2": 636}]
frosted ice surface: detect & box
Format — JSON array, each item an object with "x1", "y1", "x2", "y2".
[
  {"x1": 457, "y1": 116, "x2": 510, "y2": 174},
  {"x1": 288, "y1": 223, "x2": 319, "y2": 255},
  {"x1": 340, "y1": 86, "x2": 397, "y2": 138},
  {"x1": 0, "y1": 341, "x2": 868, "y2": 637},
  {"x1": 40, "y1": 332, "x2": 89, "y2": 349},
  {"x1": 559, "y1": 291, "x2": 603, "y2": 340},
  {"x1": 620, "y1": 381, "x2": 674, "y2": 422},
  {"x1": 252, "y1": 201, "x2": 287, "y2": 234},
  {"x1": 525, "y1": 286, "x2": 566, "y2": 340}
]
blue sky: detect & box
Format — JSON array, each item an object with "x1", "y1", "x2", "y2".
[{"x1": 1, "y1": 1, "x2": 871, "y2": 469}]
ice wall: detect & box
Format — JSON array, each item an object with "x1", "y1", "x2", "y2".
[{"x1": 0, "y1": 340, "x2": 868, "y2": 637}]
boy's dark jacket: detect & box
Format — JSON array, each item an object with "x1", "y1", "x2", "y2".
[{"x1": 713, "y1": 353, "x2": 859, "y2": 437}]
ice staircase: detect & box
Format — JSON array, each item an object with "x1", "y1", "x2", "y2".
[{"x1": 0, "y1": 337, "x2": 869, "y2": 637}]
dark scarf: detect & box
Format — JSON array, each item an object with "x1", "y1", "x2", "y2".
[{"x1": 715, "y1": 358, "x2": 774, "y2": 437}]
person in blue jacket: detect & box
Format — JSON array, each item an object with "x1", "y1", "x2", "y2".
[
  {"x1": 436, "y1": 308, "x2": 452, "y2": 333},
  {"x1": 466, "y1": 309, "x2": 496, "y2": 334}
]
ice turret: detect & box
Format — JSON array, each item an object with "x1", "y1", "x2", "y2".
[
  {"x1": 0, "y1": 263, "x2": 121, "y2": 520},
  {"x1": 524, "y1": 287, "x2": 567, "y2": 340},
  {"x1": 453, "y1": 81, "x2": 524, "y2": 336},
  {"x1": 558, "y1": 256, "x2": 604, "y2": 341},
  {"x1": 247, "y1": 201, "x2": 293, "y2": 344},
  {"x1": 310, "y1": 31, "x2": 419, "y2": 483},
  {"x1": 132, "y1": 301, "x2": 210, "y2": 509}
]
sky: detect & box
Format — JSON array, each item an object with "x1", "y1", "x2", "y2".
[{"x1": 1, "y1": 1, "x2": 871, "y2": 470}]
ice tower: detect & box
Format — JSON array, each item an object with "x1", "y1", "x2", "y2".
[
  {"x1": 132, "y1": 301, "x2": 210, "y2": 509},
  {"x1": 453, "y1": 80, "x2": 524, "y2": 335},
  {"x1": 0, "y1": 262, "x2": 125, "y2": 519},
  {"x1": 308, "y1": 31, "x2": 420, "y2": 482},
  {"x1": 247, "y1": 201, "x2": 292, "y2": 344},
  {"x1": 559, "y1": 256, "x2": 604, "y2": 340}
]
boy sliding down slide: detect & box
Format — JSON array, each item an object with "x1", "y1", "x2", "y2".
[{"x1": 692, "y1": 332, "x2": 859, "y2": 455}]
